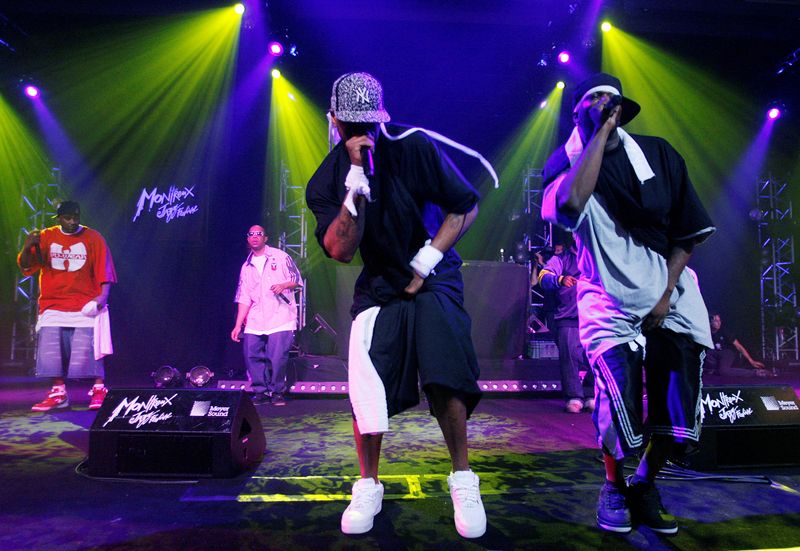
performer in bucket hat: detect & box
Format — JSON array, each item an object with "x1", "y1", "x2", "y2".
[{"x1": 541, "y1": 72, "x2": 715, "y2": 535}]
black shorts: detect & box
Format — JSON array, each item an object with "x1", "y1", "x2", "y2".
[
  {"x1": 592, "y1": 328, "x2": 704, "y2": 459},
  {"x1": 369, "y1": 290, "x2": 482, "y2": 418}
]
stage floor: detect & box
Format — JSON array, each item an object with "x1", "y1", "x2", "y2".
[{"x1": 1, "y1": 377, "x2": 799, "y2": 550}]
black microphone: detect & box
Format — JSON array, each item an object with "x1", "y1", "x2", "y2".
[
  {"x1": 277, "y1": 292, "x2": 290, "y2": 304},
  {"x1": 602, "y1": 94, "x2": 622, "y2": 122},
  {"x1": 361, "y1": 146, "x2": 374, "y2": 177}
]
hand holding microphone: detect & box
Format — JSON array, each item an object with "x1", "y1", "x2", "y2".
[
  {"x1": 600, "y1": 94, "x2": 622, "y2": 124},
  {"x1": 361, "y1": 146, "x2": 374, "y2": 177}
]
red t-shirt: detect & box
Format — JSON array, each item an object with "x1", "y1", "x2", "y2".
[{"x1": 18, "y1": 225, "x2": 117, "y2": 314}]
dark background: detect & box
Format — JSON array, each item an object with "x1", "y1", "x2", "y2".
[{"x1": 1, "y1": 0, "x2": 798, "y2": 382}]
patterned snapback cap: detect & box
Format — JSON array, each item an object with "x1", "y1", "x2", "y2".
[{"x1": 330, "y1": 72, "x2": 390, "y2": 123}]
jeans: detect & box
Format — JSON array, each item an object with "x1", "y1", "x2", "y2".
[
  {"x1": 556, "y1": 324, "x2": 594, "y2": 401},
  {"x1": 242, "y1": 330, "x2": 294, "y2": 395}
]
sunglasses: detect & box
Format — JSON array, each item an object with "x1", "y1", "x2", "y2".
[{"x1": 246, "y1": 231, "x2": 264, "y2": 237}]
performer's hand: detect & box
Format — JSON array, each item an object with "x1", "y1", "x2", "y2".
[
  {"x1": 344, "y1": 134, "x2": 375, "y2": 167},
  {"x1": 231, "y1": 326, "x2": 242, "y2": 342},
  {"x1": 589, "y1": 95, "x2": 621, "y2": 131},
  {"x1": 642, "y1": 292, "x2": 670, "y2": 332},
  {"x1": 750, "y1": 359, "x2": 766, "y2": 369},
  {"x1": 24, "y1": 230, "x2": 41, "y2": 248},
  {"x1": 93, "y1": 295, "x2": 108, "y2": 310},
  {"x1": 561, "y1": 275, "x2": 578, "y2": 287},
  {"x1": 404, "y1": 273, "x2": 425, "y2": 296},
  {"x1": 270, "y1": 283, "x2": 287, "y2": 294}
]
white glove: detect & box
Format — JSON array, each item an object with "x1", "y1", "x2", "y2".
[{"x1": 343, "y1": 165, "x2": 371, "y2": 217}]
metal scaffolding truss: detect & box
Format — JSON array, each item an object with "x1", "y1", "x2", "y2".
[
  {"x1": 523, "y1": 167, "x2": 551, "y2": 250},
  {"x1": 757, "y1": 176, "x2": 798, "y2": 361},
  {"x1": 277, "y1": 161, "x2": 307, "y2": 330},
  {"x1": 10, "y1": 171, "x2": 63, "y2": 363}
]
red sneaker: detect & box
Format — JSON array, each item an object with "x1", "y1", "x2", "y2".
[
  {"x1": 88, "y1": 386, "x2": 108, "y2": 410},
  {"x1": 32, "y1": 388, "x2": 70, "y2": 412}
]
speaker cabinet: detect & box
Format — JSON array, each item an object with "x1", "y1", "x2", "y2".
[
  {"x1": 88, "y1": 388, "x2": 265, "y2": 478},
  {"x1": 681, "y1": 385, "x2": 800, "y2": 470}
]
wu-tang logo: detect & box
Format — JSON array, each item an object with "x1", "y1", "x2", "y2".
[
  {"x1": 50, "y1": 242, "x2": 88, "y2": 272},
  {"x1": 355, "y1": 86, "x2": 370, "y2": 104}
]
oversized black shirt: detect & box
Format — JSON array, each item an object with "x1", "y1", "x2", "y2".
[{"x1": 306, "y1": 125, "x2": 479, "y2": 317}]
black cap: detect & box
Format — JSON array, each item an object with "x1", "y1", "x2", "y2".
[
  {"x1": 572, "y1": 73, "x2": 641, "y2": 125},
  {"x1": 53, "y1": 200, "x2": 80, "y2": 218}
]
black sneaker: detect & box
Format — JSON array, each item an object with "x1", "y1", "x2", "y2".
[
  {"x1": 627, "y1": 479, "x2": 678, "y2": 534},
  {"x1": 596, "y1": 481, "x2": 631, "y2": 533},
  {"x1": 271, "y1": 393, "x2": 286, "y2": 406},
  {"x1": 251, "y1": 393, "x2": 270, "y2": 405}
]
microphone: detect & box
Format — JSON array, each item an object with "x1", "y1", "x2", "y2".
[
  {"x1": 34, "y1": 243, "x2": 44, "y2": 265},
  {"x1": 277, "y1": 292, "x2": 290, "y2": 304},
  {"x1": 361, "y1": 146, "x2": 374, "y2": 177},
  {"x1": 602, "y1": 94, "x2": 622, "y2": 122}
]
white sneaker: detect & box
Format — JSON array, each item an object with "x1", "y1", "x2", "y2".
[
  {"x1": 448, "y1": 470, "x2": 487, "y2": 538},
  {"x1": 341, "y1": 478, "x2": 384, "y2": 535}
]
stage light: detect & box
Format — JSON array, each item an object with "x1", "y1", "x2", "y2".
[
  {"x1": 539, "y1": 100, "x2": 548, "y2": 109},
  {"x1": 557, "y1": 51, "x2": 571, "y2": 64},
  {"x1": 556, "y1": 81, "x2": 565, "y2": 90},
  {"x1": 767, "y1": 107, "x2": 781, "y2": 120},
  {"x1": 268, "y1": 41, "x2": 284, "y2": 57},
  {"x1": 24, "y1": 86, "x2": 39, "y2": 98},
  {"x1": 152, "y1": 365, "x2": 182, "y2": 388},
  {"x1": 187, "y1": 365, "x2": 214, "y2": 387},
  {"x1": 234, "y1": 3, "x2": 245, "y2": 15},
  {"x1": 271, "y1": 69, "x2": 281, "y2": 79},
  {"x1": 601, "y1": 21, "x2": 612, "y2": 32}
]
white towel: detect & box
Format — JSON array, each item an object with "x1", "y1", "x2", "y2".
[
  {"x1": 565, "y1": 126, "x2": 655, "y2": 183},
  {"x1": 82, "y1": 301, "x2": 113, "y2": 360},
  {"x1": 347, "y1": 306, "x2": 389, "y2": 434}
]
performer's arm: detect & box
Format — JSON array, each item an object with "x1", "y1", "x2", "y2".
[
  {"x1": 94, "y1": 282, "x2": 111, "y2": 310},
  {"x1": 642, "y1": 241, "x2": 694, "y2": 331},
  {"x1": 404, "y1": 204, "x2": 478, "y2": 295},
  {"x1": 17, "y1": 230, "x2": 42, "y2": 272},
  {"x1": 231, "y1": 302, "x2": 251, "y2": 342},
  {"x1": 323, "y1": 197, "x2": 367, "y2": 263},
  {"x1": 732, "y1": 339, "x2": 765, "y2": 369},
  {"x1": 556, "y1": 104, "x2": 621, "y2": 217}
]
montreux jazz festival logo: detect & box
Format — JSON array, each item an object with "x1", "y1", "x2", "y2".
[
  {"x1": 700, "y1": 389, "x2": 753, "y2": 424},
  {"x1": 132, "y1": 185, "x2": 199, "y2": 223},
  {"x1": 103, "y1": 393, "x2": 179, "y2": 429}
]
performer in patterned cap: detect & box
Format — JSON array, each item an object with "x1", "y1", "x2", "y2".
[
  {"x1": 541, "y1": 73, "x2": 715, "y2": 535},
  {"x1": 306, "y1": 72, "x2": 487, "y2": 539}
]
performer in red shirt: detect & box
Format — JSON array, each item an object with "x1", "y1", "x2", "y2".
[{"x1": 17, "y1": 201, "x2": 117, "y2": 411}]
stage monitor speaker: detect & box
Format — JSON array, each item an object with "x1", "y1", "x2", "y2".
[
  {"x1": 88, "y1": 388, "x2": 265, "y2": 478},
  {"x1": 334, "y1": 261, "x2": 529, "y2": 360},
  {"x1": 681, "y1": 385, "x2": 800, "y2": 470}
]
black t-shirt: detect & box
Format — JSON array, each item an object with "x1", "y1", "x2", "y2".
[
  {"x1": 306, "y1": 125, "x2": 480, "y2": 317},
  {"x1": 543, "y1": 133, "x2": 714, "y2": 258},
  {"x1": 711, "y1": 328, "x2": 735, "y2": 351}
]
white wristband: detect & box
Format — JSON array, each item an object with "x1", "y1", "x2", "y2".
[
  {"x1": 343, "y1": 165, "x2": 371, "y2": 217},
  {"x1": 409, "y1": 241, "x2": 443, "y2": 278}
]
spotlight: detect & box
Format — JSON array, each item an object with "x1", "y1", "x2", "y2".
[
  {"x1": 24, "y1": 85, "x2": 39, "y2": 98},
  {"x1": 187, "y1": 365, "x2": 215, "y2": 387},
  {"x1": 601, "y1": 21, "x2": 612, "y2": 32},
  {"x1": 557, "y1": 51, "x2": 571, "y2": 64},
  {"x1": 539, "y1": 99, "x2": 548, "y2": 109},
  {"x1": 748, "y1": 208, "x2": 765, "y2": 222},
  {"x1": 268, "y1": 41, "x2": 285, "y2": 57},
  {"x1": 767, "y1": 107, "x2": 782, "y2": 120},
  {"x1": 234, "y1": 3, "x2": 245, "y2": 14},
  {"x1": 152, "y1": 365, "x2": 182, "y2": 388},
  {"x1": 556, "y1": 81, "x2": 566, "y2": 90},
  {"x1": 288, "y1": 44, "x2": 299, "y2": 57},
  {"x1": 271, "y1": 69, "x2": 281, "y2": 79}
]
